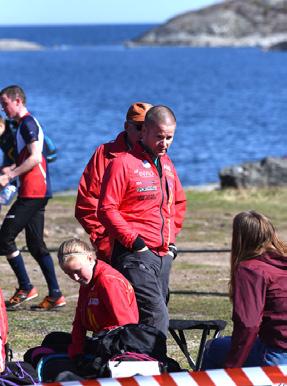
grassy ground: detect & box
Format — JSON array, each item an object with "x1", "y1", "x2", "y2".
[{"x1": 1, "y1": 187, "x2": 287, "y2": 368}]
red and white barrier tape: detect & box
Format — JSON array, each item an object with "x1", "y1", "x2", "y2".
[{"x1": 39, "y1": 365, "x2": 287, "y2": 386}]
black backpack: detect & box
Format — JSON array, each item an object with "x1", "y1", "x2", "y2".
[
  {"x1": 87, "y1": 324, "x2": 167, "y2": 360},
  {"x1": 84, "y1": 323, "x2": 180, "y2": 376}
]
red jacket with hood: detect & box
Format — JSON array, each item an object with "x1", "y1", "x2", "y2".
[
  {"x1": 75, "y1": 132, "x2": 130, "y2": 261},
  {"x1": 97, "y1": 142, "x2": 186, "y2": 256},
  {"x1": 225, "y1": 251, "x2": 287, "y2": 368}
]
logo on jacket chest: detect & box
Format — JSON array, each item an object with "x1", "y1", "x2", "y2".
[
  {"x1": 134, "y1": 170, "x2": 155, "y2": 178},
  {"x1": 137, "y1": 186, "x2": 157, "y2": 193}
]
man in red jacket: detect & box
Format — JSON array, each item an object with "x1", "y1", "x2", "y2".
[
  {"x1": 98, "y1": 105, "x2": 186, "y2": 336},
  {"x1": 75, "y1": 102, "x2": 152, "y2": 262}
]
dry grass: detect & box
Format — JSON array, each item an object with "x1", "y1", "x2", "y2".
[{"x1": 1, "y1": 187, "x2": 287, "y2": 368}]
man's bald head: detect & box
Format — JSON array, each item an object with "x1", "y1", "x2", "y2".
[
  {"x1": 144, "y1": 105, "x2": 176, "y2": 129},
  {"x1": 142, "y1": 105, "x2": 176, "y2": 158}
]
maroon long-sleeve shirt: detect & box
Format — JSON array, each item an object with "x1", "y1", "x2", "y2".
[{"x1": 225, "y1": 251, "x2": 287, "y2": 368}]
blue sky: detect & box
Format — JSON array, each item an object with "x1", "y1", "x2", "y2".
[{"x1": 0, "y1": 0, "x2": 219, "y2": 25}]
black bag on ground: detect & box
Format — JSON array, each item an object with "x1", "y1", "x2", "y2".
[
  {"x1": 28, "y1": 324, "x2": 181, "y2": 381},
  {"x1": 87, "y1": 323, "x2": 167, "y2": 359},
  {"x1": 0, "y1": 361, "x2": 39, "y2": 385},
  {"x1": 37, "y1": 353, "x2": 103, "y2": 382},
  {"x1": 86, "y1": 323, "x2": 181, "y2": 374}
]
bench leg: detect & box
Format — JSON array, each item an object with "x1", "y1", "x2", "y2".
[
  {"x1": 195, "y1": 328, "x2": 210, "y2": 370},
  {"x1": 169, "y1": 329, "x2": 196, "y2": 370}
]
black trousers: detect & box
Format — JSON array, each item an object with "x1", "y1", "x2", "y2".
[
  {"x1": 112, "y1": 247, "x2": 172, "y2": 336},
  {"x1": 0, "y1": 197, "x2": 50, "y2": 257}
]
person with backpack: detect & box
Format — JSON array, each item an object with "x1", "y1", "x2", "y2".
[
  {"x1": 0, "y1": 114, "x2": 57, "y2": 170},
  {"x1": 0, "y1": 115, "x2": 56, "y2": 209},
  {"x1": 0, "y1": 85, "x2": 65, "y2": 311},
  {"x1": 56, "y1": 238, "x2": 139, "y2": 359}
]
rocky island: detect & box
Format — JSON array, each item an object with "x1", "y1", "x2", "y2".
[{"x1": 130, "y1": 0, "x2": 287, "y2": 50}]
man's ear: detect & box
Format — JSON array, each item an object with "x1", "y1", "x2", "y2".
[
  {"x1": 124, "y1": 121, "x2": 128, "y2": 131},
  {"x1": 15, "y1": 96, "x2": 22, "y2": 106},
  {"x1": 87, "y1": 253, "x2": 95, "y2": 263}
]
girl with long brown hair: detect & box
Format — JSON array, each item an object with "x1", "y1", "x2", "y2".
[{"x1": 203, "y1": 210, "x2": 287, "y2": 369}]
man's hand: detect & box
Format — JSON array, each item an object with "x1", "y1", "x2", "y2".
[
  {"x1": 1, "y1": 165, "x2": 15, "y2": 175},
  {"x1": 132, "y1": 236, "x2": 147, "y2": 252},
  {"x1": 0, "y1": 174, "x2": 10, "y2": 189}
]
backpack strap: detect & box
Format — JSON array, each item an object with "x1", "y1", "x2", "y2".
[{"x1": 37, "y1": 353, "x2": 68, "y2": 382}]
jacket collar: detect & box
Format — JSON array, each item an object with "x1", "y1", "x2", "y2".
[
  {"x1": 108, "y1": 131, "x2": 130, "y2": 157},
  {"x1": 132, "y1": 141, "x2": 165, "y2": 165}
]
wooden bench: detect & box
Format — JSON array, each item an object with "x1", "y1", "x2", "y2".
[{"x1": 169, "y1": 319, "x2": 227, "y2": 370}]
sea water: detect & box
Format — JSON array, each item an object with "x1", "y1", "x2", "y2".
[{"x1": 0, "y1": 25, "x2": 286, "y2": 191}]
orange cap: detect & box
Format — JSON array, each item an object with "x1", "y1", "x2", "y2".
[{"x1": 126, "y1": 102, "x2": 153, "y2": 123}]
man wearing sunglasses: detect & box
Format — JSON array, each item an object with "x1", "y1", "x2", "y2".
[{"x1": 75, "y1": 102, "x2": 152, "y2": 263}]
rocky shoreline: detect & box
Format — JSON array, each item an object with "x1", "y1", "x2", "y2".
[
  {"x1": 219, "y1": 157, "x2": 287, "y2": 188},
  {"x1": 130, "y1": 0, "x2": 287, "y2": 50}
]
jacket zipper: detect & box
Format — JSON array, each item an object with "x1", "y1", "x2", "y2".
[{"x1": 155, "y1": 160, "x2": 165, "y2": 248}]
